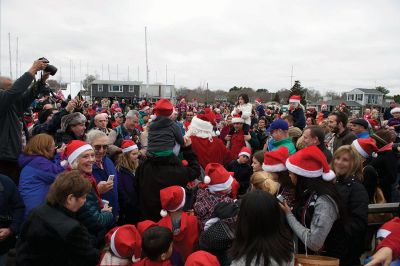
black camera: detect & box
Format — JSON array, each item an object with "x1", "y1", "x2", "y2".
[{"x1": 38, "y1": 57, "x2": 57, "y2": 76}]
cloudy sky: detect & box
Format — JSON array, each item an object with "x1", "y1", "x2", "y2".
[{"x1": 1, "y1": 0, "x2": 400, "y2": 94}]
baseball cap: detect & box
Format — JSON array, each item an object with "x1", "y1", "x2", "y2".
[
  {"x1": 267, "y1": 119, "x2": 289, "y2": 132},
  {"x1": 114, "y1": 112, "x2": 124, "y2": 119}
]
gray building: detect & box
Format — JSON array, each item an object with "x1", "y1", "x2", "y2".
[
  {"x1": 90, "y1": 80, "x2": 176, "y2": 101},
  {"x1": 345, "y1": 88, "x2": 384, "y2": 106}
]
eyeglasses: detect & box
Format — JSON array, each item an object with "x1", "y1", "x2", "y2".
[{"x1": 93, "y1": 144, "x2": 109, "y2": 151}]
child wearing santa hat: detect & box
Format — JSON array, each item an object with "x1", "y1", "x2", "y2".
[
  {"x1": 115, "y1": 140, "x2": 140, "y2": 225},
  {"x1": 280, "y1": 146, "x2": 347, "y2": 262},
  {"x1": 226, "y1": 147, "x2": 253, "y2": 196},
  {"x1": 288, "y1": 95, "x2": 305, "y2": 130},
  {"x1": 148, "y1": 98, "x2": 184, "y2": 157},
  {"x1": 135, "y1": 226, "x2": 174, "y2": 266},
  {"x1": 193, "y1": 163, "x2": 237, "y2": 232},
  {"x1": 99, "y1": 224, "x2": 142, "y2": 265},
  {"x1": 157, "y1": 186, "x2": 199, "y2": 262},
  {"x1": 185, "y1": 251, "x2": 220, "y2": 266}
]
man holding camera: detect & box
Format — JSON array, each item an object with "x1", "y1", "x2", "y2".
[{"x1": 0, "y1": 59, "x2": 49, "y2": 184}]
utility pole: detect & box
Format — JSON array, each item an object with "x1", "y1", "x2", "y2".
[
  {"x1": 137, "y1": 66, "x2": 139, "y2": 81},
  {"x1": 127, "y1": 65, "x2": 130, "y2": 81},
  {"x1": 101, "y1": 64, "x2": 104, "y2": 80},
  {"x1": 116, "y1": 64, "x2": 119, "y2": 80},
  {"x1": 8, "y1": 32, "x2": 12, "y2": 79},
  {"x1": 15, "y1": 37, "x2": 18, "y2": 77},
  {"x1": 108, "y1": 64, "x2": 110, "y2": 80},
  {"x1": 290, "y1": 65, "x2": 294, "y2": 88},
  {"x1": 165, "y1": 64, "x2": 168, "y2": 84},
  {"x1": 145, "y1": 26, "x2": 149, "y2": 90}
]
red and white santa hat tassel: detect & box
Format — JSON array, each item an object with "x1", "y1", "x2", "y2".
[{"x1": 159, "y1": 186, "x2": 186, "y2": 217}]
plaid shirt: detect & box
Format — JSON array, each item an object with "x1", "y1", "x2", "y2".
[{"x1": 194, "y1": 188, "x2": 236, "y2": 231}]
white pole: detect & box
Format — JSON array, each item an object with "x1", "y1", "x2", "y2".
[
  {"x1": 145, "y1": 26, "x2": 149, "y2": 90},
  {"x1": 108, "y1": 64, "x2": 110, "y2": 80},
  {"x1": 127, "y1": 65, "x2": 130, "y2": 81},
  {"x1": 137, "y1": 65, "x2": 139, "y2": 81},
  {"x1": 8, "y1": 32, "x2": 12, "y2": 79},
  {"x1": 101, "y1": 64, "x2": 104, "y2": 80},
  {"x1": 165, "y1": 64, "x2": 168, "y2": 85},
  {"x1": 117, "y1": 64, "x2": 119, "y2": 80},
  {"x1": 0, "y1": 0, "x2": 2, "y2": 75},
  {"x1": 15, "y1": 37, "x2": 18, "y2": 77}
]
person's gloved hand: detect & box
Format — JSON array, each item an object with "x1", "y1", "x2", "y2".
[{"x1": 211, "y1": 201, "x2": 239, "y2": 220}]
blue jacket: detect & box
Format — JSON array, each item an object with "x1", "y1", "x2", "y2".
[
  {"x1": 117, "y1": 167, "x2": 140, "y2": 224},
  {"x1": 356, "y1": 131, "x2": 370, "y2": 139},
  {"x1": 92, "y1": 156, "x2": 119, "y2": 217},
  {"x1": 18, "y1": 154, "x2": 64, "y2": 220},
  {"x1": 290, "y1": 108, "x2": 306, "y2": 130},
  {"x1": 0, "y1": 174, "x2": 25, "y2": 254}
]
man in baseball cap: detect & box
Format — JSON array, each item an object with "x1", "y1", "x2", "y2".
[{"x1": 267, "y1": 119, "x2": 296, "y2": 154}]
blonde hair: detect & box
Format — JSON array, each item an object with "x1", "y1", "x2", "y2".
[
  {"x1": 116, "y1": 151, "x2": 139, "y2": 172},
  {"x1": 332, "y1": 145, "x2": 364, "y2": 181},
  {"x1": 250, "y1": 171, "x2": 280, "y2": 195},
  {"x1": 24, "y1": 133, "x2": 54, "y2": 160}
]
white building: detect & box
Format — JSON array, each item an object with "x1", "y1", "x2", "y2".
[{"x1": 345, "y1": 88, "x2": 384, "y2": 106}]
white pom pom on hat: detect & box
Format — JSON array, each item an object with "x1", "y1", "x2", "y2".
[
  {"x1": 160, "y1": 209, "x2": 168, "y2": 217},
  {"x1": 204, "y1": 175, "x2": 211, "y2": 184}
]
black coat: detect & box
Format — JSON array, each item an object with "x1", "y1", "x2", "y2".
[
  {"x1": 336, "y1": 176, "x2": 369, "y2": 266},
  {"x1": 226, "y1": 160, "x2": 253, "y2": 196},
  {"x1": 289, "y1": 108, "x2": 306, "y2": 130},
  {"x1": 370, "y1": 150, "x2": 398, "y2": 202},
  {"x1": 135, "y1": 145, "x2": 201, "y2": 221},
  {"x1": 16, "y1": 203, "x2": 99, "y2": 266}
]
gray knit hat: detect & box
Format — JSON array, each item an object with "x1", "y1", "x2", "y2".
[{"x1": 60, "y1": 112, "x2": 87, "y2": 132}]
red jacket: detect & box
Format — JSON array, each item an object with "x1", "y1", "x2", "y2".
[
  {"x1": 230, "y1": 130, "x2": 245, "y2": 159},
  {"x1": 158, "y1": 212, "x2": 199, "y2": 261},
  {"x1": 377, "y1": 218, "x2": 400, "y2": 259},
  {"x1": 190, "y1": 136, "x2": 232, "y2": 169},
  {"x1": 134, "y1": 258, "x2": 172, "y2": 266}
]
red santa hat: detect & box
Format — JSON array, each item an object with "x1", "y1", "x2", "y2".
[
  {"x1": 159, "y1": 186, "x2": 186, "y2": 217},
  {"x1": 185, "y1": 251, "x2": 220, "y2": 266},
  {"x1": 231, "y1": 114, "x2": 244, "y2": 124},
  {"x1": 390, "y1": 107, "x2": 400, "y2": 114},
  {"x1": 203, "y1": 163, "x2": 234, "y2": 193},
  {"x1": 154, "y1": 98, "x2": 173, "y2": 117},
  {"x1": 351, "y1": 138, "x2": 378, "y2": 158},
  {"x1": 377, "y1": 217, "x2": 400, "y2": 239},
  {"x1": 197, "y1": 108, "x2": 217, "y2": 126},
  {"x1": 238, "y1": 147, "x2": 252, "y2": 158},
  {"x1": 61, "y1": 140, "x2": 93, "y2": 167},
  {"x1": 286, "y1": 146, "x2": 335, "y2": 181},
  {"x1": 105, "y1": 225, "x2": 142, "y2": 262},
  {"x1": 289, "y1": 95, "x2": 301, "y2": 103},
  {"x1": 262, "y1": 146, "x2": 289, "y2": 172},
  {"x1": 255, "y1": 98, "x2": 262, "y2": 104},
  {"x1": 137, "y1": 220, "x2": 157, "y2": 236},
  {"x1": 121, "y1": 140, "x2": 138, "y2": 153}
]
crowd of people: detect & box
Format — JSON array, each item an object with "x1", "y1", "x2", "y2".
[{"x1": 0, "y1": 59, "x2": 399, "y2": 266}]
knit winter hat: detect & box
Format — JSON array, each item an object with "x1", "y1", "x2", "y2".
[
  {"x1": 289, "y1": 95, "x2": 301, "y2": 103},
  {"x1": 263, "y1": 146, "x2": 289, "y2": 172},
  {"x1": 390, "y1": 107, "x2": 400, "y2": 114},
  {"x1": 238, "y1": 147, "x2": 252, "y2": 158},
  {"x1": 377, "y1": 217, "x2": 400, "y2": 239},
  {"x1": 203, "y1": 163, "x2": 234, "y2": 193},
  {"x1": 154, "y1": 99, "x2": 173, "y2": 117},
  {"x1": 231, "y1": 114, "x2": 244, "y2": 124},
  {"x1": 121, "y1": 140, "x2": 138, "y2": 153},
  {"x1": 159, "y1": 186, "x2": 186, "y2": 217},
  {"x1": 60, "y1": 112, "x2": 87, "y2": 132},
  {"x1": 61, "y1": 140, "x2": 93, "y2": 167},
  {"x1": 350, "y1": 118, "x2": 369, "y2": 129},
  {"x1": 352, "y1": 138, "x2": 378, "y2": 158},
  {"x1": 105, "y1": 225, "x2": 142, "y2": 262},
  {"x1": 185, "y1": 251, "x2": 220, "y2": 266},
  {"x1": 286, "y1": 146, "x2": 335, "y2": 181}
]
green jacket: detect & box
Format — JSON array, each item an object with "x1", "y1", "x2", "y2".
[{"x1": 270, "y1": 137, "x2": 296, "y2": 155}]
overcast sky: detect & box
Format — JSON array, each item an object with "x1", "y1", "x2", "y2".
[{"x1": 1, "y1": 0, "x2": 400, "y2": 94}]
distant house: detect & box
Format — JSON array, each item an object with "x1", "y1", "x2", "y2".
[
  {"x1": 89, "y1": 80, "x2": 176, "y2": 101},
  {"x1": 308, "y1": 100, "x2": 363, "y2": 113},
  {"x1": 345, "y1": 88, "x2": 384, "y2": 106}
]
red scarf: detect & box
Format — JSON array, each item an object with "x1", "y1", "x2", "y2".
[
  {"x1": 378, "y1": 142, "x2": 393, "y2": 153},
  {"x1": 84, "y1": 172, "x2": 104, "y2": 208}
]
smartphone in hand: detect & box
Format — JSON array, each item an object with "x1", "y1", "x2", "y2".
[{"x1": 107, "y1": 175, "x2": 114, "y2": 183}]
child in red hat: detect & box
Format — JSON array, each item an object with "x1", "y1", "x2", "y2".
[
  {"x1": 148, "y1": 99, "x2": 184, "y2": 157},
  {"x1": 157, "y1": 186, "x2": 199, "y2": 262},
  {"x1": 193, "y1": 163, "x2": 237, "y2": 232},
  {"x1": 226, "y1": 147, "x2": 253, "y2": 196},
  {"x1": 99, "y1": 224, "x2": 142, "y2": 265}
]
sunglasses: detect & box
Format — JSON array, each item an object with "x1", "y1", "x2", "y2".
[{"x1": 93, "y1": 144, "x2": 109, "y2": 151}]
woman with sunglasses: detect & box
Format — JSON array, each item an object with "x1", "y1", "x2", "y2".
[{"x1": 86, "y1": 129, "x2": 119, "y2": 218}]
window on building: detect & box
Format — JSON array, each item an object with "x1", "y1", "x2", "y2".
[
  {"x1": 108, "y1": 85, "x2": 123, "y2": 92},
  {"x1": 367, "y1": 95, "x2": 377, "y2": 104},
  {"x1": 98, "y1": 84, "x2": 103, "y2": 92},
  {"x1": 129, "y1": 85, "x2": 134, "y2": 92},
  {"x1": 356, "y1": 94, "x2": 363, "y2": 101},
  {"x1": 347, "y1": 94, "x2": 354, "y2": 101}
]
